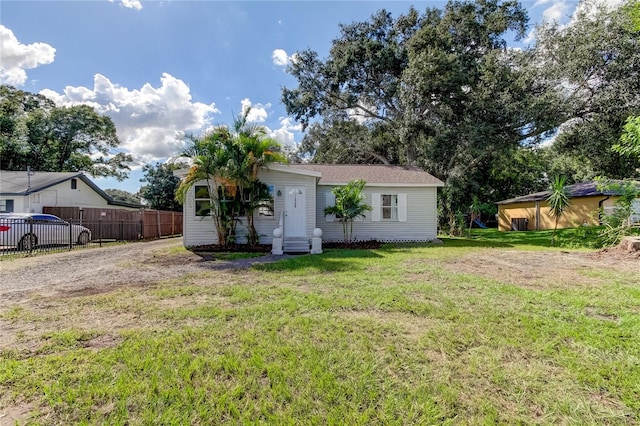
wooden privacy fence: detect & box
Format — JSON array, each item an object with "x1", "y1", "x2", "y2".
[{"x1": 43, "y1": 207, "x2": 182, "y2": 241}]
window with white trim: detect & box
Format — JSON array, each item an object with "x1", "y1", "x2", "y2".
[
  {"x1": 381, "y1": 194, "x2": 398, "y2": 220},
  {"x1": 0, "y1": 199, "x2": 14, "y2": 213},
  {"x1": 258, "y1": 184, "x2": 275, "y2": 217},
  {"x1": 194, "y1": 185, "x2": 211, "y2": 216},
  {"x1": 372, "y1": 193, "x2": 407, "y2": 222}
]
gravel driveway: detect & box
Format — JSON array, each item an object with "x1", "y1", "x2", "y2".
[{"x1": 0, "y1": 237, "x2": 287, "y2": 303}]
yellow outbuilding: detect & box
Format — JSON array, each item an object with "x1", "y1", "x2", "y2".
[{"x1": 496, "y1": 181, "x2": 640, "y2": 231}]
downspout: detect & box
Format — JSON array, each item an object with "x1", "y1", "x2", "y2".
[{"x1": 598, "y1": 196, "x2": 610, "y2": 225}]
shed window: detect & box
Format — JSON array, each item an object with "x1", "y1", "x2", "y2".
[{"x1": 71, "y1": 178, "x2": 77, "y2": 189}]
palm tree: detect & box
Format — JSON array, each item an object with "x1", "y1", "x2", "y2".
[
  {"x1": 546, "y1": 175, "x2": 570, "y2": 246},
  {"x1": 324, "y1": 179, "x2": 372, "y2": 243},
  {"x1": 176, "y1": 131, "x2": 238, "y2": 246},
  {"x1": 231, "y1": 109, "x2": 286, "y2": 245},
  {"x1": 177, "y1": 109, "x2": 285, "y2": 246}
]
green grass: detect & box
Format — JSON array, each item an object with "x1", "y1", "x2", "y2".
[
  {"x1": 1, "y1": 238, "x2": 639, "y2": 424},
  {"x1": 462, "y1": 226, "x2": 607, "y2": 249}
]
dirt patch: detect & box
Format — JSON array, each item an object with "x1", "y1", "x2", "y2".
[{"x1": 440, "y1": 249, "x2": 639, "y2": 289}]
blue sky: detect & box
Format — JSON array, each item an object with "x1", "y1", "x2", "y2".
[{"x1": 1, "y1": 0, "x2": 582, "y2": 193}]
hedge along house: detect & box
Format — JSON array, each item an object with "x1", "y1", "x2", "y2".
[
  {"x1": 177, "y1": 164, "x2": 444, "y2": 252},
  {"x1": 496, "y1": 180, "x2": 640, "y2": 231}
]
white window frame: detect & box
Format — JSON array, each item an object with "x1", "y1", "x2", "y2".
[
  {"x1": 0, "y1": 199, "x2": 14, "y2": 213},
  {"x1": 372, "y1": 193, "x2": 407, "y2": 222},
  {"x1": 258, "y1": 184, "x2": 275, "y2": 218},
  {"x1": 194, "y1": 185, "x2": 211, "y2": 217}
]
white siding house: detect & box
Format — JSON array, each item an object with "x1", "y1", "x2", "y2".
[
  {"x1": 179, "y1": 166, "x2": 319, "y2": 247},
  {"x1": 178, "y1": 164, "x2": 444, "y2": 251},
  {"x1": 0, "y1": 171, "x2": 144, "y2": 213}
]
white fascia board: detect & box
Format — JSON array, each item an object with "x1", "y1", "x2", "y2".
[
  {"x1": 317, "y1": 182, "x2": 444, "y2": 188},
  {"x1": 266, "y1": 164, "x2": 322, "y2": 178},
  {"x1": 173, "y1": 168, "x2": 189, "y2": 178}
]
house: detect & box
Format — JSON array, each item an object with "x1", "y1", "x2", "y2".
[
  {"x1": 0, "y1": 170, "x2": 144, "y2": 214},
  {"x1": 177, "y1": 164, "x2": 444, "y2": 250},
  {"x1": 496, "y1": 180, "x2": 640, "y2": 231}
]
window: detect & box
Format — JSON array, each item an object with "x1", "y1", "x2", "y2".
[
  {"x1": 194, "y1": 185, "x2": 211, "y2": 216},
  {"x1": 372, "y1": 193, "x2": 407, "y2": 222},
  {"x1": 0, "y1": 199, "x2": 14, "y2": 213},
  {"x1": 259, "y1": 184, "x2": 275, "y2": 217},
  {"x1": 381, "y1": 195, "x2": 398, "y2": 220},
  {"x1": 71, "y1": 178, "x2": 77, "y2": 189}
]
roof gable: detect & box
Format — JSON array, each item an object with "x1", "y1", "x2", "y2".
[{"x1": 0, "y1": 170, "x2": 144, "y2": 209}]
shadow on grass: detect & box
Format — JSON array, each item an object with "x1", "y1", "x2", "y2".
[
  {"x1": 444, "y1": 227, "x2": 604, "y2": 250},
  {"x1": 254, "y1": 249, "x2": 384, "y2": 273}
]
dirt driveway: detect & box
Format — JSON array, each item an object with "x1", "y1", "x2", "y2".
[{"x1": 0, "y1": 237, "x2": 285, "y2": 303}]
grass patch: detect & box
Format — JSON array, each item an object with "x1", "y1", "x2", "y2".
[
  {"x1": 463, "y1": 226, "x2": 607, "y2": 249},
  {"x1": 1, "y1": 241, "x2": 639, "y2": 424}
]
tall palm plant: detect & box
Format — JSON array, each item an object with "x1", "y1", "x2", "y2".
[
  {"x1": 324, "y1": 179, "x2": 372, "y2": 243},
  {"x1": 232, "y1": 109, "x2": 286, "y2": 245},
  {"x1": 176, "y1": 131, "x2": 237, "y2": 246},
  {"x1": 177, "y1": 109, "x2": 285, "y2": 247},
  {"x1": 546, "y1": 175, "x2": 570, "y2": 246}
]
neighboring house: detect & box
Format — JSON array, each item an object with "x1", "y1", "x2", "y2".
[
  {"x1": 0, "y1": 170, "x2": 144, "y2": 214},
  {"x1": 496, "y1": 180, "x2": 640, "y2": 231},
  {"x1": 177, "y1": 164, "x2": 444, "y2": 249}
]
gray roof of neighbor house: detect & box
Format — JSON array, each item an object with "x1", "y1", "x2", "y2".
[
  {"x1": 286, "y1": 164, "x2": 444, "y2": 186},
  {"x1": 0, "y1": 170, "x2": 145, "y2": 209},
  {"x1": 496, "y1": 180, "x2": 638, "y2": 205}
]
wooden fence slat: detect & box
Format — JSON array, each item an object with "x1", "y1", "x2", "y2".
[{"x1": 43, "y1": 207, "x2": 183, "y2": 240}]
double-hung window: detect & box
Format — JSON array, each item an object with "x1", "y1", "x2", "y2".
[
  {"x1": 381, "y1": 195, "x2": 398, "y2": 220},
  {"x1": 371, "y1": 193, "x2": 407, "y2": 222},
  {"x1": 0, "y1": 199, "x2": 14, "y2": 213},
  {"x1": 194, "y1": 185, "x2": 211, "y2": 216},
  {"x1": 258, "y1": 184, "x2": 275, "y2": 217}
]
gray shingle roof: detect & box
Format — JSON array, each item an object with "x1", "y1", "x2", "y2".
[
  {"x1": 496, "y1": 180, "x2": 637, "y2": 205},
  {"x1": 287, "y1": 164, "x2": 444, "y2": 186}
]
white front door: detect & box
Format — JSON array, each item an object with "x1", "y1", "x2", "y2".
[{"x1": 285, "y1": 186, "x2": 306, "y2": 237}]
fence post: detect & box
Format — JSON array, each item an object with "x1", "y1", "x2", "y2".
[
  {"x1": 29, "y1": 220, "x2": 34, "y2": 254},
  {"x1": 99, "y1": 218, "x2": 102, "y2": 247},
  {"x1": 157, "y1": 210, "x2": 161, "y2": 239},
  {"x1": 68, "y1": 218, "x2": 73, "y2": 251},
  {"x1": 120, "y1": 219, "x2": 125, "y2": 241}
]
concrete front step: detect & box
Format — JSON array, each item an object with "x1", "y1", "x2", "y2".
[{"x1": 284, "y1": 237, "x2": 310, "y2": 253}]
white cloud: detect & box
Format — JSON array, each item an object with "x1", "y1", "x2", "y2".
[
  {"x1": 0, "y1": 25, "x2": 55, "y2": 86},
  {"x1": 108, "y1": 0, "x2": 142, "y2": 10},
  {"x1": 41, "y1": 73, "x2": 218, "y2": 161},
  {"x1": 264, "y1": 117, "x2": 302, "y2": 147},
  {"x1": 569, "y1": 0, "x2": 624, "y2": 22},
  {"x1": 542, "y1": 1, "x2": 571, "y2": 22},
  {"x1": 268, "y1": 127, "x2": 296, "y2": 146},
  {"x1": 272, "y1": 49, "x2": 291, "y2": 67},
  {"x1": 279, "y1": 117, "x2": 302, "y2": 132},
  {"x1": 240, "y1": 98, "x2": 270, "y2": 123}
]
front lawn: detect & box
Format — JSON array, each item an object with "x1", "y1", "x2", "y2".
[{"x1": 1, "y1": 239, "x2": 638, "y2": 424}]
